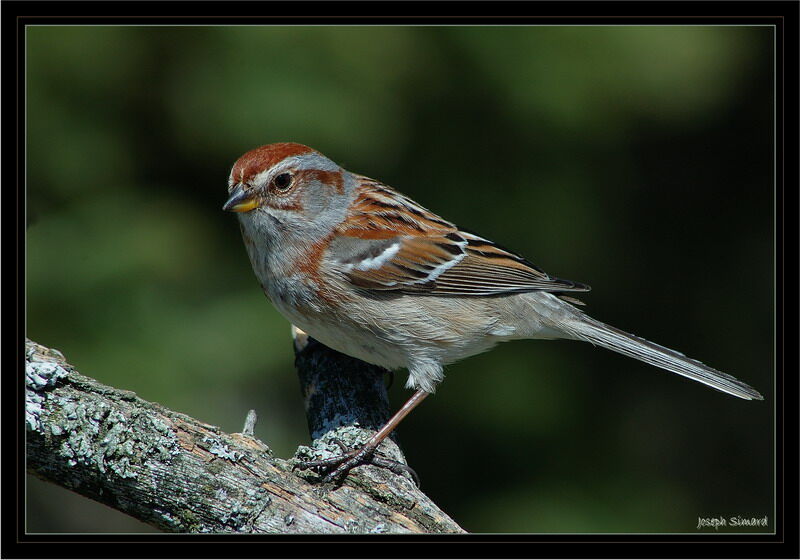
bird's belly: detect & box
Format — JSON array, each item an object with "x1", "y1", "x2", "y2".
[
  {"x1": 265, "y1": 282, "x2": 541, "y2": 373},
  {"x1": 292, "y1": 311, "x2": 501, "y2": 371},
  {"x1": 301, "y1": 319, "x2": 410, "y2": 370},
  {"x1": 272, "y1": 298, "x2": 409, "y2": 369}
]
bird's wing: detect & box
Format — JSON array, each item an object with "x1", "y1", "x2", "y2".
[{"x1": 329, "y1": 178, "x2": 590, "y2": 296}]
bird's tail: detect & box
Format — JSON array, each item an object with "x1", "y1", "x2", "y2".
[{"x1": 564, "y1": 315, "x2": 763, "y2": 400}]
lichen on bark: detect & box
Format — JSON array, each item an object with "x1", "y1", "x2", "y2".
[{"x1": 25, "y1": 338, "x2": 464, "y2": 534}]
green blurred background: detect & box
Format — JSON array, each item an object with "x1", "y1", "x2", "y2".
[{"x1": 25, "y1": 25, "x2": 774, "y2": 534}]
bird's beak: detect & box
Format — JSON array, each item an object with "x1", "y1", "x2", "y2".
[{"x1": 223, "y1": 184, "x2": 260, "y2": 213}]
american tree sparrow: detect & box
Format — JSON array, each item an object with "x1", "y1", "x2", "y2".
[{"x1": 224, "y1": 143, "x2": 762, "y2": 482}]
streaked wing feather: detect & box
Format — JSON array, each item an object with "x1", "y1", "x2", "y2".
[
  {"x1": 332, "y1": 233, "x2": 467, "y2": 289},
  {"x1": 429, "y1": 232, "x2": 590, "y2": 295},
  {"x1": 332, "y1": 177, "x2": 590, "y2": 296}
]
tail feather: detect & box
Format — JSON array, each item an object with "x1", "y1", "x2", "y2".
[{"x1": 568, "y1": 317, "x2": 763, "y2": 400}]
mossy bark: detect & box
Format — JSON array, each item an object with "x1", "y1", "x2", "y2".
[{"x1": 25, "y1": 338, "x2": 463, "y2": 534}]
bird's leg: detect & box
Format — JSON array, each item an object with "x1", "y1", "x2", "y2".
[{"x1": 295, "y1": 389, "x2": 430, "y2": 484}]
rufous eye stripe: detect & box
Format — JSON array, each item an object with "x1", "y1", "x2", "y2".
[{"x1": 296, "y1": 169, "x2": 344, "y2": 194}]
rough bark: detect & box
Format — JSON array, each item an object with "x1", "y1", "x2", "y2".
[{"x1": 25, "y1": 337, "x2": 464, "y2": 534}]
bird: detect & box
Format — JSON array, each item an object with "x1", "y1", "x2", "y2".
[{"x1": 223, "y1": 142, "x2": 763, "y2": 482}]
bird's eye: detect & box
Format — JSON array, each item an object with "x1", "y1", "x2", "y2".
[{"x1": 272, "y1": 173, "x2": 293, "y2": 191}]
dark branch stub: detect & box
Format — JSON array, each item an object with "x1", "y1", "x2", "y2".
[{"x1": 291, "y1": 326, "x2": 415, "y2": 484}]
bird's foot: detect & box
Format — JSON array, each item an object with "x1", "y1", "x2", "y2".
[{"x1": 294, "y1": 440, "x2": 419, "y2": 486}]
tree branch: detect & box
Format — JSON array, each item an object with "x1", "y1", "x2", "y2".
[{"x1": 25, "y1": 338, "x2": 464, "y2": 534}]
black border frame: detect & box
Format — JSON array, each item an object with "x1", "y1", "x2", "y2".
[{"x1": 7, "y1": 2, "x2": 798, "y2": 558}]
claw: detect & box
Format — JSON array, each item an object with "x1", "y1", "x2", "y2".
[
  {"x1": 371, "y1": 456, "x2": 420, "y2": 487},
  {"x1": 295, "y1": 440, "x2": 418, "y2": 486}
]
